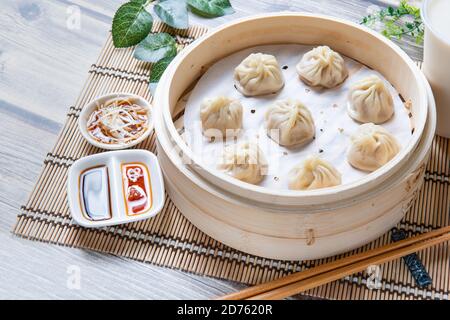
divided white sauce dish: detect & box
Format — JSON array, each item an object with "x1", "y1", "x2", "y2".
[{"x1": 67, "y1": 150, "x2": 165, "y2": 228}]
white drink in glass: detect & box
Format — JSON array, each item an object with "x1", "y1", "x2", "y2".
[{"x1": 421, "y1": 0, "x2": 450, "y2": 137}]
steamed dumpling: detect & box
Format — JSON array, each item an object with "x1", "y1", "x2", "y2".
[
  {"x1": 217, "y1": 141, "x2": 267, "y2": 184},
  {"x1": 347, "y1": 75, "x2": 394, "y2": 124},
  {"x1": 200, "y1": 96, "x2": 243, "y2": 138},
  {"x1": 265, "y1": 99, "x2": 315, "y2": 147},
  {"x1": 234, "y1": 53, "x2": 284, "y2": 96},
  {"x1": 296, "y1": 46, "x2": 348, "y2": 88},
  {"x1": 288, "y1": 156, "x2": 342, "y2": 190},
  {"x1": 347, "y1": 123, "x2": 400, "y2": 172}
]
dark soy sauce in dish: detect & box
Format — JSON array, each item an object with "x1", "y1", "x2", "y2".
[{"x1": 79, "y1": 166, "x2": 112, "y2": 221}]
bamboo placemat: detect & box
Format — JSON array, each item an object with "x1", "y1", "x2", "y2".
[{"x1": 13, "y1": 23, "x2": 450, "y2": 300}]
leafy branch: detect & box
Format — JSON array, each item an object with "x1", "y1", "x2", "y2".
[
  {"x1": 361, "y1": 0, "x2": 424, "y2": 44},
  {"x1": 111, "y1": 0, "x2": 234, "y2": 92}
]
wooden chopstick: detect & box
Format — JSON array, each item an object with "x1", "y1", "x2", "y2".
[
  {"x1": 219, "y1": 226, "x2": 450, "y2": 300},
  {"x1": 250, "y1": 232, "x2": 450, "y2": 300}
]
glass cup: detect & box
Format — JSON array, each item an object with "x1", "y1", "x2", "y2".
[{"x1": 421, "y1": 0, "x2": 450, "y2": 138}]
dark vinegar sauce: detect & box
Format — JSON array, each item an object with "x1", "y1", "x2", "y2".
[{"x1": 79, "y1": 166, "x2": 112, "y2": 221}]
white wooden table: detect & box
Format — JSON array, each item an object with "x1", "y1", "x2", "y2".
[{"x1": 0, "y1": 0, "x2": 423, "y2": 299}]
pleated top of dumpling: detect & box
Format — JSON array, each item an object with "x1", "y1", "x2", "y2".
[
  {"x1": 234, "y1": 53, "x2": 284, "y2": 96},
  {"x1": 347, "y1": 123, "x2": 400, "y2": 172},
  {"x1": 264, "y1": 99, "x2": 315, "y2": 147},
  {"x1": 217, "y1": 141, "x2": 268, "y2": 184},
  {"x1": 347, "y1": 75, "x2": 395, "y2": 124},
  {"x1": 288, "y1": 156, "x2": 342, "y2": 190},
  {"x1": 296, "y1": 46, "x2": 348, "y2": 88},
  {"x1": 200, "y1": 96, "x2": 243, "y2": 139}
]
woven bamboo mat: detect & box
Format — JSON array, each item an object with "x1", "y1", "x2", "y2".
[{"x1": 13, "y1": 22, "x2": 450, "y2": 300}]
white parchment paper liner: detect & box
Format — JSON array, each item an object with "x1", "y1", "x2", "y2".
[{"x1": 184, "y1": 44, "x2": 412, "y2": 190}]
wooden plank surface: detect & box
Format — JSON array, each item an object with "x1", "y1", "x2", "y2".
[{"x1": 0, "y1": 0, "x2": 423, "y2": 299}]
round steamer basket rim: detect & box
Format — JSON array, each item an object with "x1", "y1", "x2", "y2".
[
  {"x1": 155, "y1": 12, "x2": 428, "y2": 205},
  {"x1": 158, "y1": 13, "x2": 427, "y2": 200}
]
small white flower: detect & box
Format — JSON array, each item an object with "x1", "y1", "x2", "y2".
[
  {"x1": 400, "y1": 14, "x2": 415, "y2": 24},
  {"x1": 408, "y1": 0, "x2": 422, "y2": 8},
  {"x1": 366, "y1": 5, "x2": 381, "y2": 16},
  {"x1": 372, "y1": 20, "x2": 385, "y2": 32}
]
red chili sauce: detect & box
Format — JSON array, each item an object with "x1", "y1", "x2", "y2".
[{"x1": 121, "y1": 163, "x2": 152, "y2": 215}]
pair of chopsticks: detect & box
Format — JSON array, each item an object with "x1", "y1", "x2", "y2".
[{"x1": 219, "y1": 226, "x2": 450, "y2": 300}]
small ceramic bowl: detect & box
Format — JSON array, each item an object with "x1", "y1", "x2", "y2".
[{"x1": 78, "y1": 93, "x2": 153, "y2": 150}]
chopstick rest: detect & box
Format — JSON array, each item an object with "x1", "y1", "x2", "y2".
[{"x1": 391, "y1": 228, "x2": 432, "y2": 288}]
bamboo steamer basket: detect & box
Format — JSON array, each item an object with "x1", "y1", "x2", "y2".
[
  {"x1": 153, "y1": 13, "x2": 436, "y2": 260},
  {"x1": 155, "y1": 79, "x2": 435, "y2": 260},
  {"x1": 155, "y1": 13, "x2": 429, "y2": 207}
]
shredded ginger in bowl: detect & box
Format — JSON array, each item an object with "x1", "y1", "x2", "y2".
[{"x1": 86, "y1": 97, "x2": 149, "y2": 145}]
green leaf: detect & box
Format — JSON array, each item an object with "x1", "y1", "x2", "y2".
[
  {"x1": 154, "y1": 0, "x2": 189, "y2": 29},
  {"x1": 360, "y1": 0, "x2": 424, "y2": 44},
  {"x1": 149, "y1": 55, "x2": 176, "y2": 94},
  {"x1": 415, "y1": 33, "x2": 424, "y2": 44},
  {"x1": 134, "y1": 33, "x2": 177, "y2": 62},
  {"x1": 187, "y1": 0, "x2": 234, "y2": 18},
  {"x1": 112, "y1": 1, "x2": 153, "y2": 48}
]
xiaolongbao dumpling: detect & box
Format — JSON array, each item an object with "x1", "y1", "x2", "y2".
[
  {"x1": 288, "y1": 156, "x2": 342, "y2": 190},
  {"x1": 200, "y1": 96, "x2": 243, "y2": 139},
  {"x1": 296, "y1": 46, "x2": 348, "y2": 88},
  {"x1": 347, "y1": 123, "x2": 400, "y2": 172},
  {"x1": 217, "y1": 141, "x2": 267, "y2": 184},
  {"x1": 347, "y1": 75, "x2": 394, "y2": 124},
  {"x1": 234, "y1": 53, "x2": 284, "y2": 96},
  {"x1": 265, "y1": 99, "x2": 315, "y2": 147}
]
